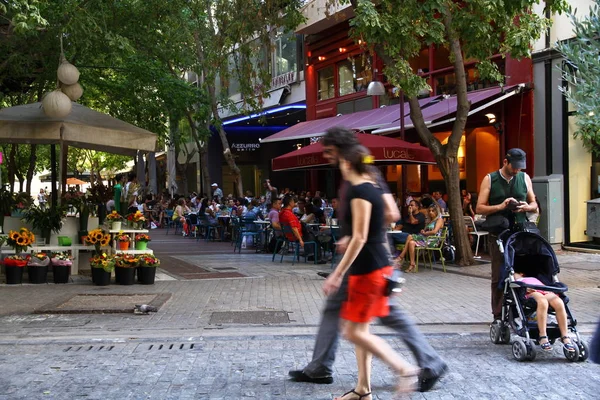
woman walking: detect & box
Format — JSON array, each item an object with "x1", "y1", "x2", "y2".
[{"x1": 323, "y1": 144, "x2": 419, "y2": 399}]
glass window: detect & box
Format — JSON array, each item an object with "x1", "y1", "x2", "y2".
[
  {"x1": 337, "y1": 56, "x2": 371, "y2": 97},
  {"x1": 226, "y1": 53, "x2": 240, "y2": 97},
  {"x1": 318, "y1": 67, "x2": 334, "y2": 100},
  {"x1": 274, "y1": 31, "x2": 298, "y2": 76}
]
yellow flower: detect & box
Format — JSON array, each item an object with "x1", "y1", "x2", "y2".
[
  {"x1": 100, "y1": 236, "x2": 110, "y2": 247},
  {"x1": 9, "y1": 231, "x2": 19, "y2": 241}
]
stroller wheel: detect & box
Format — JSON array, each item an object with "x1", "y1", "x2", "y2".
[
  {"x1": 512, "y1": 340, "x2": 529, "y2": 361},
  {"x1": 577, "y1": 341, "x2": 589, "y2": 362},
  {"x1": 526, "y1": 341, "x2": 537, "y2": 361},
  {"x1": 490, "y1": 322, "x2": 502, "y2": 344},
  {"x1": 563, "y1": 344, "x2": 580, "y2": 362},
  {"x1": 500, "y1": 326, "x2": 511, "y2": 344}
]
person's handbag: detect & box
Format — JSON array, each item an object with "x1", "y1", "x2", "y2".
[
  {"x1": 384, "y1": 269, "x2": 405, "y2": 296},
  {"x1": 479, "y1": 214, "x2": 510, "y2": 234}
]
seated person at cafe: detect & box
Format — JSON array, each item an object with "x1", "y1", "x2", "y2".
[
  {"x1": 330, "y1": 197, "x2": 339, "y2": 219},
  {"x1": 268, "y1": 198, "x2": 282, "y2": 233},
  {"x1": 279, "y1": 195, "x2": 321, "y2": 261},
  {"x1": 389, "y1": 199, "x2": 425, "y2": 251},
  {"x1": 300, "y1": 203, "x2": 317, "y2": 224},
  {"x1": 293, "y1": 199, "x2": 306, "y2": 219},
  {"x1": 142, "y1": 194, "x2": 158, "y2": 228},
  {"x1": 311, "y1": 197, "x2": 325, "y2": 223}
]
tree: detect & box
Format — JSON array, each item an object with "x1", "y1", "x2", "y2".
[
  {"x1": 185, "y1": 0, "x2": 305, "y2": 196},
  {"x1": 558, "y1": 0, "x2": 600, "y2": 157},
  {"x1": 330, "y1": 0, "x2": 568, "y2": 265}
]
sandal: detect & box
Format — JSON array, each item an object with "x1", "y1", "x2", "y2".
[
  {"x1": 561, "y1": 336, "x2": 576, "y2": 352},
  {"x1": 539, "y1": 336, "x2": 553, "y2": 352},
  {"x1": 405, "y1": 263, "x2": 416, "y2": 273},
  {"x1": 334, "y1": 389, "x2": 372, "y2": 400}
]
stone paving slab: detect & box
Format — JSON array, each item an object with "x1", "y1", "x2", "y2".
[
  {"x1": 33, "y1": 293, "x2": 172, "y2": 314},
  {"x1": 0, "y1": 334, "x2": 598, "y2": 399}
]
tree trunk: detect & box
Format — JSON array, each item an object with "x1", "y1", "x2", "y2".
[
  {"x1": 7, "y1": 144, "x2": 16, "y2": 192},
  {"x1": 147, "y1": 152, "x2": 157, "y2": 195},
  {"x1": 25, "y1": 144, "x2": 37, "y2": 194},
  {"x1": 137, "y1": 151, "x2": 146, "y2": 197},
  {"x1": 199, "y1": 144, "x2": 210, "y2": 198}
]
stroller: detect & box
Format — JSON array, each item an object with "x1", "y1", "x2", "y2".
[{"x1": 489, "y1": 230, "x2": 589, "y2": 362}]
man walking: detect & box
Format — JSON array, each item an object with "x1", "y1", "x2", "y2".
[
  {"x1": 476, "y1": 148, "x2": 538, "y2": 323},
  {"x1": 288, "y1": 127, "x2": 447, "y2": 392}
]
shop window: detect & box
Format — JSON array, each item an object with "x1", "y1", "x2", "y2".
[
  {"x1": 433, "y1": 45, "x2": 452, "y2": 71},
  {"x1": 226, "y1": 53, "x2": 241, "y2": 97},
  {"x1": 274, "y1": 31, "x2": 298, "y2": 76},
  {"x1": 336, "y1": 97, "x2": 373, "y2": 115},
  {"x1": 409, "y1": 46, "x2": 430, "y2": 74},
  {"x1": 337, "y1": 57, "x2": 371, "y2": 97},
  {"x1": 318, "y1": 66, "x2": 335, "y2": 100}
]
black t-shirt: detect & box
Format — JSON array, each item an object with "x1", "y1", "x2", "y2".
[
  {"x1": 343, "y1": 182, "x2": 389, "y2": 275},
  {"x1": 401, "y1": 213, "x2": 425, "y2": 234}
]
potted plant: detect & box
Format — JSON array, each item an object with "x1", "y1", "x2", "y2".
[
  {"x1": 114, "y1": 254, "x2": 138, "y2": 285},
  {"x1": 116, "y1": 232, "x2": 131, "y2": 250},
  {"x1": 137, "y1": 253, "x2": 160, "y2": 285},
  {"x1": 51, "y1": 251, "x2": 73, "y2": 284},
  {"x1": 106, "y1": 210, "x2": 124, "y2": 231},
  {"x1": 126, "y1": 210, "x2": 146, "y2": 230},
  {"x1": 134, "y1": 233, "x2": 151, "y2": 250},
  {"x1": 0, "y1": 188, "x2": 14, "y2": 234},
  {"x1": 87, "y1": 184, "x2": 113, "y2": 225},
  {"x1": 85, "y1": 228, "x2": 111, "y2": 255},
  {"x1": 27, "y1": 252, "x2": 50, "y2": 284},
  {"x1": 90, "y1": 252, "x2": 114, "y2": 286},
  {"x1": 22, "y1": 204, "x2": 67, "y2": 244},
  {"x1": 3, "y1": 228, "x2": 35, "y2": 284},
  {"x1": 11, "y1": 192, "x2": 33, "y2": 217}
]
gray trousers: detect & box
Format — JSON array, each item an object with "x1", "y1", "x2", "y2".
[{"x1": 303, "y1": 273, "x2": 446, "y2": 379}]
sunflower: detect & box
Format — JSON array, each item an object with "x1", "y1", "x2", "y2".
[
  {"x1": 16, "y1": 236, "x2": 26, "y2": 245},
  {"x1": 87, "y1": 236, "x2": 98, "y2": 245},
  {"x1": 9, "y1": 231, "x2": 19, "y2": 241},
  {"x1": 100, "y1": 236, "x2": 110, "y2": 247}
]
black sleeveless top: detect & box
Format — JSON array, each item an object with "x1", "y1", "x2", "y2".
[{"x1": 343, "y1": 182, "x2": 389, "y2": 275}]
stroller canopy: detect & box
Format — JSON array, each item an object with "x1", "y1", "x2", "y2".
[{"x1": 503, "y1": 231, "x2": 560, "y2": 284}]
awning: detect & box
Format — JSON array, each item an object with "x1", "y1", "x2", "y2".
[
  {"x1": 261, "y1": 97, "x2": 439, "y2": 143},
  {"x1": 373, "y1": 83, "x2": 526, "y2": 135},
  {"x1": 0, "y1": 102, "x2": 158, "y2": 156},
  {"x1": 272, "y1": 133, "x2": 435, "y2": 171}
]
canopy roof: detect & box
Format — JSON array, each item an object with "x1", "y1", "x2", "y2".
[
  {"x1": 0, "y1": 102, "x2": 158, "y2": 156},
  {"x1": 272, "y1": 133, "x2": 435, "y2": 171}
]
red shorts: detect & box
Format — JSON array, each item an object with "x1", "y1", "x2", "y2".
[{"x1": 341, "y1": 266, "x2": 393, "y2": 323}]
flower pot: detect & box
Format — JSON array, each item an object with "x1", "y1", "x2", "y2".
[
  {"x1": 5, "y1": 266, "x2": 23, "y2": 284},
  {"x1": 118, "y1": 241, "x2": 130, "y2": 250},
  {"x1": 91, "y1": 268, "x2": 111, "y2": 286},
  {"x1": 115, "y1": 266, "x2": 135, "y2": 285},
  {"x1": 27, "y1": 265, "x2": 48, "y2": 284},
  {"x1": 52, "y1": 264, "x2": 71, "y2": 284},
  {"x1": 97, "y1": 203, "x2": 107, "y2": 225},
  {"x1": 111, "y1": 221, "x2": 122, "y2": 231},
  {"x1": 135, "y1": 241, "x2": 148, "y2": 250},
  {"x1": 79, "y1": 210, "x2": 90, "y2": 232},
  {"x1": 78, "y1": 230, "x2": 88, "y2": 244},
  {"x1": 137, "y1": 266, "x2": 156, "y2": 285}
]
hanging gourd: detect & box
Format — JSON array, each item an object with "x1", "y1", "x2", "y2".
[
  {"x1": 57, "y1": 54, "x2": 80, "y2": 85},
  {"x1": 42, "y1": 89, "x2": 72, "y2": 118},
  {"x1": 60, "y1": 82, "x2": 83, "y2": 101}
]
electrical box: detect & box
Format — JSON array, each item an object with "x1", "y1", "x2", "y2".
[
  {"x1": 531, "y1": 174, "x2": 564, "y2": 245},
  {"x1": 585, "y1": 198, "x2": 600, "y2": 238}
]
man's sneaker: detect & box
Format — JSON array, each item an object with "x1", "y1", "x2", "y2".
[
  {"x1": 288, "y1": 370, "x2": 333, "y2": 384},
  {"x1": 418, "y1": 364, "x2": 448, "y2": 392}
]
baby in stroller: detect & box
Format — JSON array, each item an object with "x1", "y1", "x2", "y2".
[
  {"x1": 513, "y1": 270, "x2": 576, "y2": 353},
  {"x1": 490, "y1": 230, "x2": 589, "y2": 362}
]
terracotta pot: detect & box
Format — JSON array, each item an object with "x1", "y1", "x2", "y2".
[{"x1": 118, "y1": 241, "x2": 130, "y2": 250}]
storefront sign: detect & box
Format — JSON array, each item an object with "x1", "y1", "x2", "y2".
[
  {"x1": 383, "y1": 148, "x2": 415, "y2": 160},
  {"x1": 231, "y1": 142, "x2": 261, "y2": 152},
  {"x1": 296, "y1": 154, "x2": 324, "y2": 166},
  {"x1": 271, "y1": 71, "x2": 297, "y2": 90}
]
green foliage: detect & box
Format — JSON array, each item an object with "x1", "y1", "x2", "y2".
[
  {"x1": 342, "y1": 0, "x2": 568, "y2": 97},
  {"x1": 22, "y1": 204, "x2": 67, "y2": 234},
  {"x1": 558, "y1": 0, "x2": 600, "y2": 157},
  {"x1": 0, "y1": 188, "x2": 14, "y2": 215}
]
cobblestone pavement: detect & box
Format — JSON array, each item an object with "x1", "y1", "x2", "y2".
[{"x1": 0, "y1": 333, "x2": 598, "y2": 400}]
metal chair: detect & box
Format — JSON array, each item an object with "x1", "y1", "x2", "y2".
[
  {"x1": 464, "y1": 216, "x2": 489, "y2": 258},
  {"x1": 165, "y1": 210, "x2": 182, "y2": 235},
  {"x1": 414, "y1": 227, "x2": 448, "y2": 272},
  {"x1": 233, "y1": 218, "x2": 262, "y2": 253},
  {"x1": 280, "y1": 224, "x2": 318, "y2": 265}
]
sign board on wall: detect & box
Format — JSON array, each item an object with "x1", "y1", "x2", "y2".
[
  {"x1": 271, "y1": 71, "x2": 297, "y2": 90},
  {"x1": 231, "y1": 143, "x2": 261, "y2": 152}
]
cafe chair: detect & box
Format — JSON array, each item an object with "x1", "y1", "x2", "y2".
[
  {"x1": 415, "y1": 227, "x2": 448, "y2": 272},
  {"x1": 233, "y1": 217, "x2": 262, "y2": 253},
  {"x1": 165, "y1": 210, "x2": 182, "y2": 235},
  {"x1": 280, "y1": 224, "x2": 318, "y2": 265},
  {"x1": 464, "y1": 215, "x2": 489, "y2": 258}
]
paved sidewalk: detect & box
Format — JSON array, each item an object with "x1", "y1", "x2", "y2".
[{"x1": 0, "y1": 234, "x2": 598, "y2": 341}]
